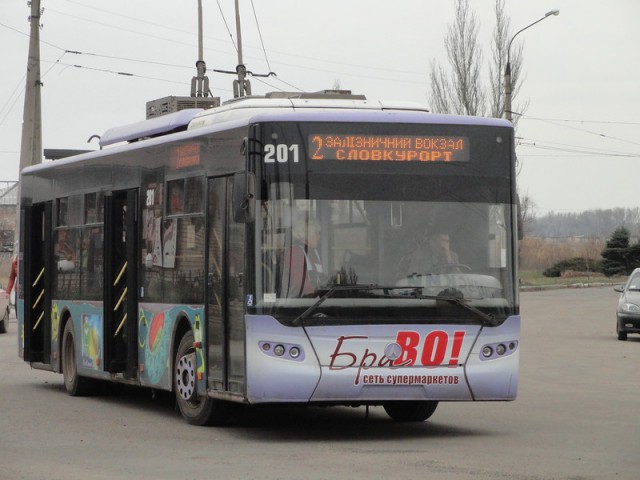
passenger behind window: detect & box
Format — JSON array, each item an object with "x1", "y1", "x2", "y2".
[{"x1": 282, "y1": 217, "x2": 327, "y2": 297}]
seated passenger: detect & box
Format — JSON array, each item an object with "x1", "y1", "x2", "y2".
[{"x1": 282, "y1": 217, "x2": 326, "y2": 297}]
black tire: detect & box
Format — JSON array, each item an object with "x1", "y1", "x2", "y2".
[
  {"x1": 174, "y1": 330, "x2": 233, "y2": 426},
  {"x1": 617, "y1": 329, "x2": 628, "y2": 341},
  {"x1": 0, "y1": 306, "x2": 9, "y2": 334},
  {"x1": 61, "y1": 321, "x2": 94, "y2": 396},
  {"x1": 383, "y1": 401, "x2": 439, "y2": 422}
]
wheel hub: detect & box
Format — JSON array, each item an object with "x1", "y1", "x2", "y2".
[{"x1": 176, "y1": 352, "x2": 197, "y2": 401}]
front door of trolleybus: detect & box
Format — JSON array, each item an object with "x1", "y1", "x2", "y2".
[{"x1": 206, "y1": 176, "x2": 247, "y2": 396}]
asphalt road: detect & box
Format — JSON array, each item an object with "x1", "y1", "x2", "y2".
[{"x1": 1, "y1": 287, "x2": 638, "y2": 480}]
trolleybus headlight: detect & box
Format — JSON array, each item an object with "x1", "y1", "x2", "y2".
[
  {"x1": 274, "y1": 344, "x2": 285, "y2": 356},
  {"x1": 496, "y1": 344, "x2": 507, "y2": 356},
  {"x1": 482, "y1": 346, "x2": 493, "y2": 358},
  {"x1": 289, "y1": 346, "x2": 301, "y2": 359},
  {"x1": 262, "y1": 342, "x2": 271, "y2": 351}
]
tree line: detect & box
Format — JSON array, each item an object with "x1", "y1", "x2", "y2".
[
  {"x1": 542, "y1": 227, "x2": 640, "y2": 278},
  {"x1": 528, "y1": 208, "x2": 640, "y2": 239}
]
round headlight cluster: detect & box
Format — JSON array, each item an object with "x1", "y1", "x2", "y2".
[
  {"x1": 481, "y1": 341, "x2": 518, "y2": 360},
  {"x1": 259, "y1": 341, "x2": 304, "y2": 361},
  {"x1": 289, "y1": 346, "x2": 301, "y2": 359}
]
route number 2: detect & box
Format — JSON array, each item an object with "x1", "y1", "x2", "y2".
[{"x1": 264, "y1": 144, "x2": 299, "y2": 163}]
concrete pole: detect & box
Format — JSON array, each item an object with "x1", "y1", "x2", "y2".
[
  {"x1": 19, "y1": 0, "x2": 43, "y2": 172},
  {"x1": 16, "y1": 0, "x2": 43, "y2": 251},
  {"x1": 504, "y1": 62, "x2": 512, "y2": 122},
  {"x1": 503, "y1": 10, "x2": 559, "y2": 122}
]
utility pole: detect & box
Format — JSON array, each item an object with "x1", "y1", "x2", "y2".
[
  {"x1": 16, "y1": 0, "x2": 43, "y2": 251},
  {"x1": 504, "y1": 9, "x2": 559, "y2": 122},
  {"x1": 19, "y1": 0, "x2": 43, "y2": 171}
]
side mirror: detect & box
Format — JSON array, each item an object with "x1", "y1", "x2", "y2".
[
  {"x1": 232, "y1": 172, "x2": 255, "y2": 223},
  {"x1": 613, "y1": 285, "x2": 624, "y2": 293}
]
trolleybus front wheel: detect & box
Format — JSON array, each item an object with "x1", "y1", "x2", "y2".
[
  {"x1": 61, "y1": 320, "x2": 94, "y2": 396},
  {"x1": 383, "y1": 400, "x2": 438, "y2": 422},
  {"x1": 174, "y1": 330, "x2": 232, "y2": 426}
]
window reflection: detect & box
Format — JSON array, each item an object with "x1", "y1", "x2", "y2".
[{"x1": 257, "y1": 196, "x2": 515, "y2": 316}]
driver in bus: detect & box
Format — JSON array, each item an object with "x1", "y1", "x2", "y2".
[
  {"x1": 282, "y1": 217, "x2": 327, "y2": 297},
  {"x1": 403, "y1": 225, "x2": 460, "y2": 276}
]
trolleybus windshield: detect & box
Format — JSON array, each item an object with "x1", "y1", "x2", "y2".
[{"x1": 251, "y1": 121, "x2": 517, "y2": 326}]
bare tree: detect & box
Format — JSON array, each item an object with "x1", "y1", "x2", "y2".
[
  {"x1": 430, "y1": 0, "x2": 485, "y2": 116},
  {"x1": 429, "y1": 0, "x2": 526, "y2": 120},
  {"x1": 518, "y1": 194, "x2": 537, "y2": 239}
]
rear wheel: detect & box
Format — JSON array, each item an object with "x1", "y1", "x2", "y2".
[
  {"x1": 0, "y1": 306, "x2": 9, "y2": 333},
  {"x1": 383, "y1": 401, "x2": 439, "y2": 422},
  {"x1": 174, "y1": 330, "x2": 233, "y2": 426},
  {"x1": 61, "y1": 321, "x2": 94, "y2": 396}
]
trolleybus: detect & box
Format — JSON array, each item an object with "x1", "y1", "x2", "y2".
[{"x1": 18, "y1": 91, "x2": 519, "y2": 425}]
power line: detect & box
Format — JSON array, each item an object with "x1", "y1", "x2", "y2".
[
  {"x1": 517, "y1": 137, "x2": 640, "y2": 158},
  {"x1": 40, "y1": 60, "x2": 189, "y2": 85},
  {"x1": 215, "y1": 0, "x2": 238, "y2": 53},
  {"x1": 54, "y1": 1, "x2": 429, "y2": 76},
  {"x1": 514, "y1": 112, "x2": 640, "y2": 126},
  {"x1": 5, "y1": 6, "x2": 429, "y2": 98},
  {"x1": 44, "y1": 5, "x2": 428, "y2": 84},
  {"x1": 58, "y1": 0, "x2": 222, "y2": 45},
  {"x1": 45, "y1": 8, "x2": 234, "y2": 59},
  {"x1": 250, "y1": 0, "x2": 272, "y2": 73},
  {"x1": 515, "y1": 111, "x2": 640, "y2": 148}
]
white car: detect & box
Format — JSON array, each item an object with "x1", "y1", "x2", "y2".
[{"x1": 0, "y1": 288, "x2": 9, "y2": 334}]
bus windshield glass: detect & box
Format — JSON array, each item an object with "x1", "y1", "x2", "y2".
[{"x1": 252, "y1": 120, "x2": 516, "y2": 326}]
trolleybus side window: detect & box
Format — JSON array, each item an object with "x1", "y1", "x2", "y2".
[
  {"x1": 141, "y1": 178, "x2": 164, "y2": 302},
  {"x1": 167, "y1": 177, "x2": 204, "y2": 216},
  {"x1": 81, "y1": 192, "x2": 104, "y2": 300},
  {"x1": 54, "y1": 195, "x2": 83, "y2": 300},
  {"x1": 164, "y1": 177, "x2": 206, "y2": 304}
]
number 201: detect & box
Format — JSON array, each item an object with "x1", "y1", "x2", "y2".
[{"x1": 264, "y1": 144, "x2": 299, "y2": 163}]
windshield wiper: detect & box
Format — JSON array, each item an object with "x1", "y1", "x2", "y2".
[
  {"x1": 417, "y1": 291, "x2": 498, "y2": 326},
  {"x1": 291, "y1": 284, "x2": 418, "y2": 326},
  {"x1": 291, "y1": 284, "x2": 497, "y2": 326}
]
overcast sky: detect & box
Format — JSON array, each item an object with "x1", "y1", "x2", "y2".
[{"x1": 1, "y1": 0, "x2": 638, "y2": 215}]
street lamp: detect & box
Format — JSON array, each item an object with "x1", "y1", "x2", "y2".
[{"x1": 504, "y1": 9, "x2": 559, "y2": 122}]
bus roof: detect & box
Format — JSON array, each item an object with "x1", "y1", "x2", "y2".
[
  {"x1": 186, "y1": 95, "x2": 433, "y2": 130},
  {"x1": 99, "y1": 108, "x2": 203, "y2": 147},
  {"x1": 21, "y1": 95, "x2": 511, "y2": 177}
]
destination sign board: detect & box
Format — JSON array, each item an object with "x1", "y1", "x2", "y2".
[{"x1": 309, "y1": 134, "x2": 469, "y2": 162}]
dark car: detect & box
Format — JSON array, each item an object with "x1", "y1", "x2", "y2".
[{"x1": 614, "y1": 268, "x2": 640, "y2": 341}]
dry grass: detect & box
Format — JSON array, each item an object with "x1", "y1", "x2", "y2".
[
  {"x1": 519, "y1": 236, "x2": 628, "y2": 287},
  {"x1": 520, "y1": 237, "x2": 604, "y2": 271}
]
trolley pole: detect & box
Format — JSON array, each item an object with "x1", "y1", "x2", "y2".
[
  {"x1": 191, "y1": 0, "x2": 209, "y2": 98},
  {"x1": 233, "y1": 0, "x2": 251, "y2": 97}
]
